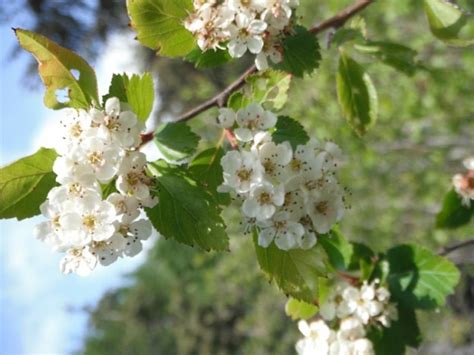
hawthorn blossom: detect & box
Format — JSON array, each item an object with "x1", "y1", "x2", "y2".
[
  {"x1": 257, "y1": 212, "x2": 305, "y2": 250},
  {"x1": 234, "y1": 103, "x2": 277, "y2": 142},
  {"x1": 452, "y1": 156, "x2": 474, "y2": 207}
]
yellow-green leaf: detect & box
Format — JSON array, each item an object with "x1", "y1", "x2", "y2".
[{"x1": 14, "y1": 29, "x2": 99, "y2": 109}]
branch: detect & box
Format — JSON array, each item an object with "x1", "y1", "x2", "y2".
[
  {"x1": 438, "y1": 237, "x2": 474, "y2": 256},
  {"x1": 141, "y1": 0, "x2": 375, "y2": 143}
]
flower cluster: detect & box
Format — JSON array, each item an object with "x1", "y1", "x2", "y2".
[
  {"x1": 184, "y1": 0, "x2": 300, "y2": 70},
  {"x1": 295, "y1": 280, "x2": 398, "y2": 355},
  {"x1": 35, "y1": 98, "x2": 157, "y2": 276},
  {"x1": 452, "y1": 156, "x2": 474, "y2": 207},
  {"x1": 217, "y1": 103, "x2": 346, "y2": 251}
]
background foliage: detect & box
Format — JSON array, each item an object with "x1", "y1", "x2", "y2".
[{"x1": 2, "y1": 0, "x2": 473, "y2": 354}]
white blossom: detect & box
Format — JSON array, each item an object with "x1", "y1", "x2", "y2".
[
  {"x1": 257, "y1": 211, "x2": 304, "y2": 250},
  {"x1": 234, "y1": 103, "x2": 277, "y2": 142},
  {"x1": 60, "y1": 247, "x2": 97, "y2": 277}
]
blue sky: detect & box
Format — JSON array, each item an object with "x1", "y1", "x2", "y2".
[{"x1": 0, "y1": 21, "x2": 158, "y2": 354}]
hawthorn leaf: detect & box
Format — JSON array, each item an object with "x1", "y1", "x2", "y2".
[
  {"x1": 189, "y1": 147, "x2": 230, "y2": 205},
  {"x1": 253, "y1": 233, "x2": 328, "y2": 303},
  {"x1": 285, "y1": 298, "x2": 319, "y2": 320},
  {"x1": 337, "y1": 51, "x2": 378, "y2": 136},
  {"x1": 424, "y1": 0, "x2": 474, "y2": 47},
  {"x1": 275, "y1": 26, "x2": 321, "y2": 77},
  {"x1": 127, "y1": 0, "x2": 196, "y2": 57},
  {"x1": 154, "y1": 122, "x2": 200, "y2": 161},
  {"x1": 0, "y1": 148, "x2": 58, "y2": 220},
  {"x1": 185, "y1": 47, "x2": 233, "y2": 69},
  {"x1": 436, "y1": 189, "x2": 474, "y2": 229},
  {"x1": 14, "y1": 29, "x2": 99, "y2": 109},
  {"x1": 354, "y1": 41, "x2": 419, "y2": 76},
  {"x1": 272, "y1": 116, "x2": 309, "y2": 149},
  {"x1": 319, "y1": 229, "x2": 354, "y2": 271},
  {"x1": 368, "y1": 304, "x2": 422, "y2": 355},
  {"x1": 386, "y1": 244, "x2": 460, "y2": 310},
  {"x1": 146, "y1": 172, "x2": 229, "y2": 251},
  {"x1": 245, "y1": 70, "x2": 291, "y2": 110}
]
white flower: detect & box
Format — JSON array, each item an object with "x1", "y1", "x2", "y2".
[
  {"x1": 257, "y1": 141, "x2": 293, "y2": 180},
  {"x1": 90, "y1": 97, "x2": 139, "y2": 148},
  {"x1": 227, "y1": 13, "x2": 267, "y2": 58},
  {"x1": 234, "y1": 103, "x2": 277, "y2": 142},
  {"x1": 255, "y1": 39, "x2": 283, "y2": 71},
  {"x1": 116, "y1": 152, "x2": 153, "y2": 201},
  {"x1": 337, "y1": 317, "x2": 366, "y2": 341},
  {"x1": 60, "y1": 247, "x2": 97, "y2": 277},
  {"x1": 337, "y1": 283, "x2": 383, "y2": 324},
  {"x1": 217, "y1": 107, "x2": 236, "y2": 128},
  {"x1": 228, "y1": 0, "x2": 266, "y2": 12},
  {"x1": 242, "y1": 181, "x2": 284, "y2": 220},
  {"x1": 81, "y1": 137, "x2": 122, "y2": 183},
  {"x1": 257, "y1": 211, "x2": 304, "y2": 250},
  {"x1": 261, "y1": 0, "x2": 293, "y2": 31},
  {"x1": 60, "y1": 192, "x2": 117, "y2": 246},
  {"x1": 34, "y1": 199, "x2": 65, "y2": 250},
  {"x1": 452, "y1": 159, "x2": 474, "y2": 207},
  {"x1": 351, "y1": 338, "x2": 374, "y2": 355},
  {"x1": 113, "y1": 219, "x2": 153, "y2": 257},
  {"x1": 89, "y1": 239, "x2": 122, "y2": 266},
  {"x1": 377, "y1": 303, "x2": 398, "y2": 328},
  {"x1": 305, "y1": 189, "x2": 344, "y2": 234},
  {"x1": 107, "y1": 193, "x2": 140, "y2": 223},
  {"x1": 220, "y1": 150, "x2": 263, "y2": 193},
  {"x1": 296, "y1": 320, "x2": 334, "y2": 355},
  {"x1": 53, "y1": 146, "x2": 93, "y2": 184},
  {"x1": 55, "y1": 109, "x2": 93, "y2": 155}
]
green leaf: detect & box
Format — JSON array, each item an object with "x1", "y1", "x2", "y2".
[
  {"x1": 332, "y1": 28, "x2": 365, "y2": 47},
  {"x1": 337, "y1": 51, "x2": 378, "y2": 136},
  {"x1": 245, "y1": 70, "x2": 292, "y2": 110},
  {"x1": 104, "y1": 73, "x2": 155, "y2": 122},
  {"x1": 386, "y1": 244, "x2": 460, "y2": 310},
  {"x1": 189, "y1": 147, "x2": 230, "y2": 205},
  {"x1": 285, "y1": 298, "x2": 318, "y2": 320},
  {"x1": 101, "y1": 180, "x2": 118, "y2": 199},
  {"x1": 436, "y1": 189, "x2": 474, "y2": 229},
  {"x1": 127, "y1": 73, "x2": 155, "y2": 121},
  {"x1": 103, "y1": 73, "x2": 129, "y2": 103},
  {"x1": 253, "y1": 233, "x2": 328, "y2": 303},
  {"x1": 127, "y1": 0, "x2": 196, "y2": 57},
  {"x1": 226, "y1": 92, "x2": 252, "y2": 111},
  {"x1": 424, "y1": 0, "x2": 474, "y2": 47},
  {"x1": 14, "y1": 28, "x2": 99, "y2": 110},
  {"x1": 368, "y1": 305, "x2": 422, "y2": 355},
  {"x1": 0, "y1": 148, "x2": 58, "y2": 220},
  {"x1": 275, "y1": 26, "x2": 321, "y2": 77},
  {"x1": 154, "y1": 122, "x2": 200, "y2": 161},
  {"x1": 185, "y1": 47, "x2": 233, "y2": 69},
  {"x1": 272, "y1": 116, "x2": 309, "y2": 149},
  {"x1": 146, "y1": 172, "x2": 229, "y2": 251},
  {"x1": 354, "y1": 41, "x2": 419, "y2": 76},
  {"x1": 319, "y1": 229, "x2": 354, "y2": 271}
]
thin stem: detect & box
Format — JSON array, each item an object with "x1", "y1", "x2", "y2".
[
  {"x1": 140, "y1": 0, "x2": 375, "y2": 144},
  {"x1": 438, "y1": 237, "x2": 474, "y2": 256}
]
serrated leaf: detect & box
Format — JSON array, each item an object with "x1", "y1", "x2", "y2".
[
  {"x1": 337, "y1": 51, "x2": 378, "y2": 136},
  {"x1": 436, "y1": 189, "x2": 474, "y2": 229},
  {"x1": 386, "y1": 244, "x2": 460, "y2": 309},
  {"x1": 332, "y1": 28, "x2": 365, "y2": 47},
  {"x1": 154, "y1": 122, "x2": 200, "y2": 161},
  {"x1": 127, "y1": 0, "x2": 196, "y2": 57},
  {"x1": 272, "y1": 116, "x2": 309, "y2": 149},
  {"x1": 354, "y1": 41, "x2": 419, "y2": 76},
  {"x1": 0, "y1": 148, "x2": 58, "y2": 220},
  {"x1": 185, "y1": 47, "x2": 233, "y2": 69},
  {"x1": 245, "y1": 70, "x2": 291, "y2": 110},
  {"x1": 127, "y1": 73, "x2": 155, "y2": 121},
  {"x1": 424, "y1": 0, "x2": 474, "y2": 47},
  {"x1": 103, "y1": 73, "x2": 129, "y2": 104},
  {"x1": 368, "y1": 304, "x2": 422, "y2": 355},
  {"x1": 146, "y1": 172, "x2": 229, "y2": 251},
  {"x1": 285, "y1": 298, "x2": 319, "y2": 320},
  {"x1": 319, "y1": 229, "x2": 354, "y2": 271},
  {"x1": 189, "y1": 147, "x2": 230, "y2": 205},
  {"x1": 14, "y1": 29, "x2": 99, "y2": 110},
  {"x1": 275, "y1": 26, "x2": 321, "y2": 77},
  {"x1": 104, "y1": 73, "x2": 155, "y2": 122},
  {"x1": 253, "y1": 232, "x2": 328, "y2": 303},
  {"x1": 226, "y1": 92, "x2": 252, "y2": 111}
]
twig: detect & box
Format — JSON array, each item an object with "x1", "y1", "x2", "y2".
[
  {"x1": 140, "y1": 0, "x2": 375, "y2": 144},
  {"x1": 438, "y1": 237, "x2": 474, "y2": 256}
]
